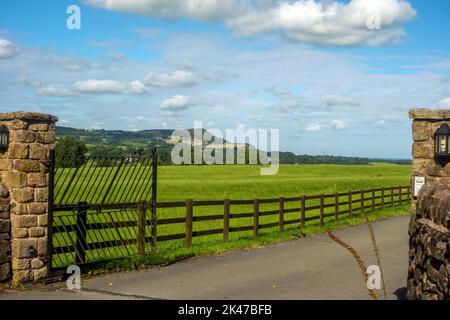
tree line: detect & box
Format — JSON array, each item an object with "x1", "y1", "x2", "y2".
[{"x1": 55, "y1": 135, "x2": 410, "y2": 167}]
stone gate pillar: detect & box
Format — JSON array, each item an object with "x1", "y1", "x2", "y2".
[
  {"x1": 409, "y1": 109, "x2": 450, "y2": 212},
  {"x1": 408, "y1": 109, "x2": 450, "y2": 300},
  {"x1": 0, "y1": 112, "x2": 57, "y2": 283}
]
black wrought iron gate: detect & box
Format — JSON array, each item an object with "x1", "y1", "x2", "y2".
[{"x1": 48, "y1": 149, "x2": 158, "y2": 270}]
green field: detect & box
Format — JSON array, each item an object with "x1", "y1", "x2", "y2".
[
  {"x1": 155, "y1": 163, "x2": 411, "y2": 258},
  {"x1": 52, "y1": 163, "x2": 412, "y2": 270},
  {"x1": 157, "y1": 163, "x2": 411, "y2": 201}
]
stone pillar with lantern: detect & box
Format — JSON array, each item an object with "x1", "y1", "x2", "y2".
[
  {"x1": 0, "y1": 112, "x2": 57, "y2": 283},
  {"x1": 409, "y1": 109, "x2": 450, "y2": 211},
  {"x1": 408, "y1": 109, "x2": 450, "y2": 300}
]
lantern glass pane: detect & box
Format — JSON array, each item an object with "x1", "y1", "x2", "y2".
[
  {"x1": 439, "y1": 135, "x2": 447, "y2": 153},
  {"x1": 447, "y1": 136, "x2": 450, "y2": 154}
]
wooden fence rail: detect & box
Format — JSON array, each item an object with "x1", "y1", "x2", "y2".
[
  {"x1": 51, "y1": 185, "x2": 411, "y2": 267},
  {"x1": 155, "y1": 185, "x2": 411, "y2": 248}
]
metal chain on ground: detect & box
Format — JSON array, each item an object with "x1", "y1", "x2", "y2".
[
  {"x1": 327, "y1": 231, "x2": 379, "y2": 300},
  {"x1": 362, "y1": 211, "x2": 387, "y2": 300}
]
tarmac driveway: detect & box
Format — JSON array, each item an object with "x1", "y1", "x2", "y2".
[{"x1": 0, "y1": 215, "x2": 410, "y2": 300}]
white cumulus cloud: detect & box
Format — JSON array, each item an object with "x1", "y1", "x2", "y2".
[
  {"x1": 128, "y1": 80, "x2": 147, "y2": 94},
  {"x1": 85, "y1": 0, "x2": 240, "y2": 21},
  {"x1": 36, "y1": 85, "x2": 75, "y2": 97},
  {"x1": 0, "y1": 39, "x2": 16, "y2": 59},
  {"x1": 73, "y1": 79, "x2": 147, "y2": 94},
  {"x1": 331, "y1": 119, "x2": 348, "y2": 130},
  {"x1": 160, "y1": 95, "x2": 192, "y2": 110},
  {"x1": 74, "y1": 79, "x2": 126, "y2": 94},
  {"x1": 305, "y1": 124, "x2": 322, "y2": 132},
  {"x1": 305, "y1": 120, "x2": 348, "y2": 131},
  {"x1": 227, "y1": 0, "x2": 416, "y2": 46},
  {"x1": 145, "y1": 70, "x2": 197, "y2": 87},
  {"x1": 85, "y1": 0, "x2": 416, "y2": 46}
]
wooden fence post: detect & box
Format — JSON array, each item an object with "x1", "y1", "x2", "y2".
[
  {"x1": 390, "y1": 187, "x2": 394, "y2": 206},
  {"x1": 407, "y1": 186, "x2": 411, "y2": 202},
  {"x1": 320, "y1": 194, "x2": 324, "y2": 227},
  {"x1": 360, "y1": 191, "x2": 364, "y2": 213},
  {"x1": 223, "y1": 199, "x2": 230, "y2": 242},
  {"x1": 348, "y1": 192, "x2": 353, "y2": 219},
  {"x1": 75, "y1": 202, "x2": 88, "y2": 264},
  {"x1": 334, "y1": 193, "x2": 339, "y2": 221},
  {"x1": 279, "y1": 197, "x2": 285, "y2": 232},
  {"x1": 253, "y1": 199, "x2": 259, "y2": 240},
  {"x1": 371, "y1": 189, "x2": 375, "y2": 211},
  {"x1": 399, "y1": 186, "x2": 403, "y2": 204},
  {"x1": 151, "y1": 205, "x2": 157, "y2": 254},
  {"x1": 381, "y1": 188, "x2": 385, "y2": 209},
  {"x1": 185, "y1": 199, "x2": 193, "y2": 248},
  {"x1": 300, "y1": 195, "x2": 306, "y2": 231},
  {"x1": 137, "y1": 202, "x2": 146, "y2": 255}
]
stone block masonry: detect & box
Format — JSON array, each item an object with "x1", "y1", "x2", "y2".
[
  {"x1": 408, "y1": 109, "x2": 450, "y2": 300},
  {"x1": 0, "y1": 112, "x2": 57, "y2": 283},
  {"x1": 407, "y1": 183, "x2": 449, "y2": 300},
  {"x1": 0, "y1": 183, "x2": 11, "y2": 281},
  {"x1": 410, "y1": 109, "x2": 450, "y2": 214}
]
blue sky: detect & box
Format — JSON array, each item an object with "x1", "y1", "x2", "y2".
[{"x1": 1, "y1": 0, "x2": 450, "y2": 159}]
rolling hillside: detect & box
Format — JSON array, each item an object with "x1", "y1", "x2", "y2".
[{"x1": 56, "y1": 126, "x2": 411, "y2": 165}]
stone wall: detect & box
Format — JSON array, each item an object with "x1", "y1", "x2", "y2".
[
  {"x1": 0, "y1": 183, "x2": 11, "y2": 281},
  {"x1": 407, "y1": 183, "x2": 449, "y2": 300},
  {"x1": 0, "y1": 112, "x2": 57, "y2": 283}
]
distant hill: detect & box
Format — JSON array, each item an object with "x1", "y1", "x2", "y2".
[
  {"x1": 56, "y1": 126, "x2": 174, "y2": 141},
  {"x1": 56, "y1": 126, "x2": 411, "y2": 166}
]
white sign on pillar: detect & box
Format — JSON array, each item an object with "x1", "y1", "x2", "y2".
[{"x1": 413, "y1": 176, "x2": 426, "y2": 197}]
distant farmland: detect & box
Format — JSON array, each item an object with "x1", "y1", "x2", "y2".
[{"x1": 157, "y1": 163, "x2": 411, "y2": 202}]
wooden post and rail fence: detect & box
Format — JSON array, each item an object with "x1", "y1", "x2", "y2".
[
  {"x1": 159, "y1": 185, "x2": 411, "y2": 249},
  {"x1": 50, "y1": 185, "x2": 411, "y2": 268}
]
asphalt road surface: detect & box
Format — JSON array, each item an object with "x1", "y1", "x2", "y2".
[{"x1": 0, "y1": 215, "x2": 410, "y2": 300}]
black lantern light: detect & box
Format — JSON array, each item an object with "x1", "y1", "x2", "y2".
[
  {"x1": 434, "y1": 123, "x2": 450, "y2": 161},
  {"x1": 0, "y1": 125, "x2": 9, "y2": 152}
]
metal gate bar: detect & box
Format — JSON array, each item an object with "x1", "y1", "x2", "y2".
[{"x1": 48, "y1": 149, "x2": 158, "y2": 270}]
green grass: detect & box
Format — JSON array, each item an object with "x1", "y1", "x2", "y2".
[
  {"x1": 51, "y1": 163, "x2": 412, "y2": 270},
  {"x1": 157, "y1": 163, "x2": 411, "y2": 201}
]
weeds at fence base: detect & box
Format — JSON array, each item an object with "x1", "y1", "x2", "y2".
[
  {"x1": 0, "y1": 282, "x2": 36, "y2": 292},
  {"x1": 59, "y1": 203, "x2": 410, "y2": 277}
]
